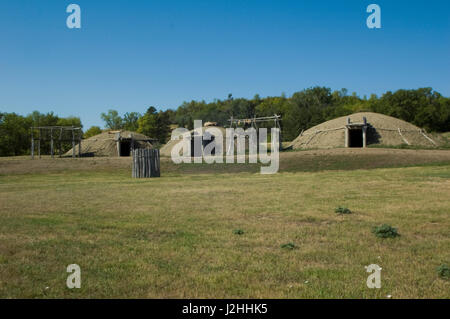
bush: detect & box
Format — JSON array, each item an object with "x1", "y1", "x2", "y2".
[
  {"x1": 281, "y1": 243, "x2": 296, "y2": 250},
  {"x1": 437, "y1": 264, "x2": 450, "y2": 279},
  {"x1": 335, "y1": 206, "x2": 352, "y2": 214},
  {"x1": 372, "y1": 224, "x2": 400, "y2": 238},
  {"x1": 233, "y1": 229, "x2": 244, "y2": 235}
]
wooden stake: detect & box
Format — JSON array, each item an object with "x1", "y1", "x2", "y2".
[
  {"x1": 72, "y1": 126, "x2": 75, "y2": 158},
  {"x1": 31, "y1": 129, "x2": 34, "y2": 159},
  {"x1": 59, "y1": 128, "x2": 63, "y2": 157},
  {"x1": 38, "y1": 128, "x2": 41, "y2": 158}
]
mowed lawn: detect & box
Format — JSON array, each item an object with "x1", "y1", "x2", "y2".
[{"x1": 0, "y1": 155, "x2": 449, "y2": 298}]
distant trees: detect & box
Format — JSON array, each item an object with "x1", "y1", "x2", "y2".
[
  {"x1": 98, "y1": 107, "x2": 172, "y2": 144},
  {"x1": 283, "y1": 87, "x2": 334, "y2": 140},
  {"x1": 83, "y1": 126, "x2": 102, "y2": 138},
  {"x1": 100, "y1": 110, "x2": 123, "y2": 130},
  {"x1": 56, "y1": 116, "x2": 82, "y2": 128},
  {"x1": 122, "y1": 112, "x2": 140, "y2": 131},
  {"x1": 1, "y1": 87, "x2": 449, "y2": 157},
  {"x1": 368, "y1": 88, "x2": 450, "y2": 132},
  {"x1": 0, "y1": 111, "x2": 82, "y2": 157},
  {"x1": 137, "y1": 107, "x2": 171, "y2": 144},
  {"x1": 100, "y1": 110, "x2": 141, "y2": 131},
  {"x1": 0, "y1": 112, "x2": 31, "y2": 156},
  {"x1": 166, "y1": 87, "x2": 449, "y2": 141}
]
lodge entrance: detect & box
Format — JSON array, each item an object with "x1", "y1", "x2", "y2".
[
  {"x1": 120, "y1": 140, "x2": 132, "y2": 156},
  {"x1": 348, "y1": 128, "x2": 363, "y2": 147}
]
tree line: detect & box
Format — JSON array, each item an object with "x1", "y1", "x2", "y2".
[
  {"x1": 1, "y1": 87, "x2": 449, "y2": 156},
  {"x1": 0, "y1": 111, "x2": 81, "y2": 156}
]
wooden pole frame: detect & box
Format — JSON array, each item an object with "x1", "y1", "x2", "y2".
[
  {"x1": 229, "y1": 114, "x2": 282, "y2": 151},
  {"x1": 30, "y1": 126, "x2": 82, "y2": 159}
]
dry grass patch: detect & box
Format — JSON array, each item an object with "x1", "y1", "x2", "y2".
[{"x1": 0, "y1": 156, "x2": 449, "y2": 298}]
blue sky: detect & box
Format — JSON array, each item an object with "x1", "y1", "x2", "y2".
[{"x1": 0, "y1": 0, "x2": 449, "y2": 129}]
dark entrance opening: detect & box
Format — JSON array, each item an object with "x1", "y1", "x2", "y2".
[
  {"x1": 120, "y1": 140, "x2": 131, "y2": 156},
  {"x1": 349, "y1": 129, "x2": 363, "y2": 147},
  {"x1": 203, "y1": 133, "x2": 216, "y2": 155},
  {"x1": 190, "y1": 133, "x2": 216, "y2": 157}
]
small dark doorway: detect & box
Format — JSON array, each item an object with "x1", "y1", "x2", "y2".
[
  {"x1": 190, "y1": 133, "x2": 216, "y2": 157},
  {"x1": 349, "y1": 129, "x2": 363, "y2": 147},
  {"x1": 203, "y1": 133, "x2": 216, "y2": 155},
  {"x1": 120, "y1": 140, "x2": 131, "y2": 156}
]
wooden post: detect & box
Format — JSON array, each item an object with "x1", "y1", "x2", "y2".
[
  {"x1": 59, "y1": 128, "x2": 63, "y2": 157},
  {"x1": 78, "y1": 136, "x2": 82, "y2": 158},
  {"x1": 131, "y1": 149, "x2": 134, "y2": 178},
  {"x1": 362, "y1": 117, "x2": 367, "y2": 148},
  {"x1": 148, "y1": 150, "x2": 152, "y2": 177},
  {"x1": 276, "y1": 115, "x2": 282, "y2": 151},
  {"x1": 72, "y1": 126, "x2": 75, "y2": 158},
  {"x1": 143, "y1": 149, "x2": 146, "y2": 177},
  {"x1": 139, "y1": 149, "x2": 143, "y2": 177},
  {"x1": 345, "y1": 127, "x2": 349, "y2": 148},
  {"x1": 132, "y1": 149, "x2": 135, "y2": 178},
  {"x1": 38, "y1": 128, "x2": 41, "y2": 158},
  {"x1": 115, "y1": 132, "x2": 121, "y2": 157},
  {"x1": 153, "y1": 149, "x2": 160, "y2": 177},
  {"x1": 31, "y1": 129, "x2": 34, "y2": 159},
  {"x1": 50, "y1": 129, "x2": 54, "y2": 158},
  {"x1": 362, "y1": 126, "x2": 367, "y2": 148}
]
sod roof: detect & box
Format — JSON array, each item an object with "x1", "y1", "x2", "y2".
[
  {"x1": 289, "y1": 112, "x2": 439, "y2": 149},
  {"x1": 65, "y1": 130, "x2": 153, "y2": 157}
]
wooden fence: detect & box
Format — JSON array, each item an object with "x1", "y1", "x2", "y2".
[{"x1": 132, "y1": 149, "x2": 160, "y2": 178}]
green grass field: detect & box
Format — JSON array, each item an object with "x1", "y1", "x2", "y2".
[{"x1": 0, "y1": 149, "x2": 449, "y2": 298}]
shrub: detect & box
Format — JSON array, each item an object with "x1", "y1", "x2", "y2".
[
  {"x1": 281, "y1": 243, "x2": 296, "y2": 250},
  {"x1": 335, "y1": 206, "x2": 352, "y2": 214},
  {"x1": 233, "y1": 229, "x2": 244, "y2": 235},
  {"x1": 372, "y1": 224, "x2": 400, "y2": 238},
  {"x1": 437, "y1": 264, "x2": 450, "y2": 279}
]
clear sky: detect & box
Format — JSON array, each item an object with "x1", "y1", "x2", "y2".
[{"x1": 0, "y1": 0, "x2": 449, "y2": 129}]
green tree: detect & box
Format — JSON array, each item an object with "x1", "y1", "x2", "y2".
[
  {"x1": 369, "y1": 88, "x2": 449, "y2": 131},
  {"x1": 0, "y1": 113, "x2": 32, "y2": 156},
  {"x1": 137, "y1": 107, "x2": 171, "y2": 144},
  {"x1": 101, "y1": 110, "x2": 123, "y2": 130},
  {"x1": 123, "y1": 112, "x2": 141, "y2": 131},
  {"x1": 57, "y1": 116, "x2": 82, "y2": 128},
  {"x1": 283, "y1": 87, "x2": 333, "y2": 141},
  {"x1": 84, "y1": 126, "x2": 102, "y2": 138},
  {"x1": 28, "y1": 111, "x2": 59, "y2": 127}
]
